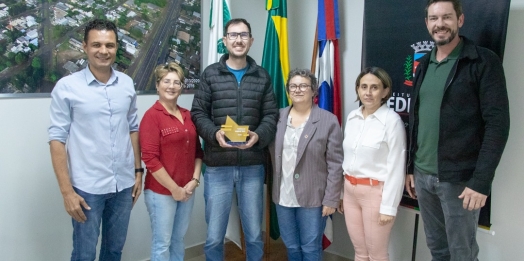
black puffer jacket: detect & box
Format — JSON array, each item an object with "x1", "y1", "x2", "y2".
[{"x1": 191, "y1": 54, "x2": 278, "y2": 167}]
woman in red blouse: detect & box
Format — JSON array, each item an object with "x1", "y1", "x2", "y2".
[{"x1": 140, "y1": 62, "x2": 203, "y2": 261}]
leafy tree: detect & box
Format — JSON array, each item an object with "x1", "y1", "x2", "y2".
[
  {"x1": 8, "y1": 3, "x2": 28, "y2": 16},
  {"x1": 29, "y1": 44, "x2": 38, "y2": 52},
  {"x1": 117, "y1": 56, "x2": 131, "y2": 66},
  {"x1": 33, "y1": 68, "x2": 44, "y2": 80},
  {"x1": 129, "y1": 28, "x2": 143, "y2": 39},
  {"x1": 12, "y1": 76, "x2": 24, "y2": 91},
  {"x1": 52, "y1": 25, "x2": 69, "y2": 40},
  {"x1": 18, "y1": 67, "x2": 29, "y2": 79},
  {"x1": 31, "y1": 67, "x2": 43, "y2": 88},
  {"x1": 178, "y1": 42, "x2": 188, "y2": 53},
  {"x1": 49, "y1": 72, "x2": 60, "y2": 83},
  {"x1": 25, "y1": 76, "x2": 36, "y2": 90},
  {"x1": 141, "y1": 11, "x2": 150, "y2": 22},
  {"x1": 182, "y1": 3, "x2": 200, "y2": 13},
  {"x1": 15, "y1": 52, "x2": 27, "y2": 65},
  {"x1": 93, "y1": 8, "x2": 105, "y2": 19},
  {"x1": 5, "y1": 30, "x2": 23, "y2": 42},
  {"x1": 135, "y1": 0, "x2": 167, "y2": 8},
  {"x1": 31, "y1": 57, "x2": 42, "y2": 69},
  {"x1": 118, "y1": 14, "x2": 129, "y2": 27},
  {"x1": 0, "y1": 79, "x2": 7, "y2": 92}
]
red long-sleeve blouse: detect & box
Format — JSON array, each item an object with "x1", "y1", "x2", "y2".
[{"x1": 139, "y1": 101, "x2": 203, "y2": 195}]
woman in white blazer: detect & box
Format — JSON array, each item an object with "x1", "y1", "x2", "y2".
[{"x1": 338, "y1": 67, "x2": 406, "y2": 261}]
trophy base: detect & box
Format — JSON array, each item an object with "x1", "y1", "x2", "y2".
[{"x1": 227, "y1": 141, "x2": 247, "y2": 146}]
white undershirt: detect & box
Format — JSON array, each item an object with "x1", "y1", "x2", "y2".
[{"x1": 279, "y1": 116, "x2": 307, "y2": 207}]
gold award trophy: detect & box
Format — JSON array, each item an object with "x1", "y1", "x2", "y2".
[{"x1": 221, "y1": 116, "x2": 249, "y2": 145}]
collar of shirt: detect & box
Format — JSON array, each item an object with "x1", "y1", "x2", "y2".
[
  {"x1": 430, "y1": 38, "x2": 464, "y2": 64},
  {"x1": 84, "y1": 66, "x2": 118, "y2": 86},
  {"x1": 348, "y1": 103, "x2": 389, "y2": 126},
  {"x1": 153, "y1": 100, "x2": 188, "y2": 119},
  {"x1": 286, "y1": 115, "x2": 308, "y2": 128}
]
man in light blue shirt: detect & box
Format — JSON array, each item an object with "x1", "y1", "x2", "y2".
[{"x1": 48, "y1": 19, "x2": 142, "y2": 261}]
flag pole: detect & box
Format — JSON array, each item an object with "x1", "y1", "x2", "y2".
[{"x1": 311, "y1": 20, "x2": 318, "y2": 72}]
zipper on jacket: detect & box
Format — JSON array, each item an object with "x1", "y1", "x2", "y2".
[
  {"x1": 237, "y1": 75, "x2": 243, "y2": 164},
  {"x1": 407, "y1": 62, "x2": 426, "y2": 174},
  {"x1": 435, "y1": 58, "x2": 459, "y2": 179}
]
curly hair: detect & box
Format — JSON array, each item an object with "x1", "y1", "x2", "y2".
[
  {"x1": 286, "y1": 68, "x2": 318, "y2": 96},
  {"x1": 83, "y1": 19, "x2": 118, "y2": 43}
]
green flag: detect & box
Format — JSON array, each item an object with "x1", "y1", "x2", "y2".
[
  {"x1": 262, "y1": 0, "x2": 290, "y2": 109},
  {"x1": 208, "y1": 0, "x2": 231, "y2": 65},
  {"x1": 261, "y1": 0, "x2": 290, "y2": 240}
]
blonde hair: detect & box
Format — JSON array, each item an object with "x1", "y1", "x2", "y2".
[{"x1": 154, "y1": 62, "x2": 185, "y2": 83}]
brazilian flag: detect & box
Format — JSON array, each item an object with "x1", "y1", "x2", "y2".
[
  {"x1": 262, "y1": 0, "x2": 290, "y2": 109},
  {"x1": 261, "y1": 0, "x2": 289, "y2": 240}
]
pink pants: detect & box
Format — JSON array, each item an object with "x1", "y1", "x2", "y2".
[{"x1": 343, "y1": 179, "x2": 394, "y2": 261}]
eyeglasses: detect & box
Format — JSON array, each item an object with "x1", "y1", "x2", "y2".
[
  {"x1": 289, "y1": 84, "x2": 311, "y2": 92},
  {"x1": 226, "y1": 32, "x2": 251, "y2": 40},
  {"x1": 160, "y1": 80, "x2": 184, "y2": 89}
]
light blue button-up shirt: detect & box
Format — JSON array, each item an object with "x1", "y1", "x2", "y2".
[{"x1": 48, "y1": 67, "x2": 139, "y2": 194}]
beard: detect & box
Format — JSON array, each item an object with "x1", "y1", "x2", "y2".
[
  {"x1": 227, "y1": 43, "x2": 250, "y2": 59},
  {"x1": 432, "y1": 26, "x2": 458, "y2": 46}
]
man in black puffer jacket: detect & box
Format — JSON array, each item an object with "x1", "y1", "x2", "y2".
[{"x1": 191, "y1": 18, "x2": 277, "y2": 261}]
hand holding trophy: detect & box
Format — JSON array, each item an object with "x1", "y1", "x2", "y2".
[{"x1": 220, "y1": 116, "x2": 249, "y2": 146}]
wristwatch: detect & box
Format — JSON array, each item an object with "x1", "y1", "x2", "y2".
[{"x1": 135, "y1": 168, "x2": 144, "y2": 173}]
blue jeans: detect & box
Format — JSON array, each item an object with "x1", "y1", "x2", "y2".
[
  {"x1": 275, "y1": 204, "x2": 326, "y2": 261},
  {"x1": 144, "y1": 189, "x2": 195, "y2": 261},
  {"x1": 414, "y1": 169, "x2": 480, "y2": 261},
  {"x1": 204, "y1": 165, "x2": 265, "y2": 261},
  {"x1": 71, "y1": 186, "x2": 133, "y2": 261}
]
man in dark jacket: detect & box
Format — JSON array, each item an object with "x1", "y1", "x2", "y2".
[
  {"x1": 404, "y1": 1, "x2": 509, "y2": 260},
  {"x1": 191, "y1": 18, "x2": 278, "y2": 261}
]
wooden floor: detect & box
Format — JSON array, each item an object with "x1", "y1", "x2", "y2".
[{"x1": 185, "y1": 238, "x2": 352, "y2": 261}]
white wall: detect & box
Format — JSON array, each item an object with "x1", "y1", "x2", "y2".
[
  {"x1": 1, "y1": 0, "x2": 524, "y2": 260},
  {"x1": 0, "y1": 94, "x2": 205, "y2": 260}
]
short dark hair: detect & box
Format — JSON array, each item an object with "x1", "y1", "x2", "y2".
[
  {"x1": 84, "y1": 19, "x2": 118, "y2": 43},
  {"x1": 355, "y1": 67, "x2": 392, "y2": 104},
  {"x1": 286, "y1": 68, "x2": 318, "y2": 96},
  {"x1": 224, "y1": 18, "x2": 252, "y2": 36},
  {"x1": 425, "y1": 0, "x2": 462, "y2": 18}
]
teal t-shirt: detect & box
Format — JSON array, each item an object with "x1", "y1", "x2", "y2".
[
  {"x1": 227, "y1": 65, "x2": 249, "y2": 87},
  {"x1": 415, "y1": 40, "x2": 463, "y2": 174}
]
